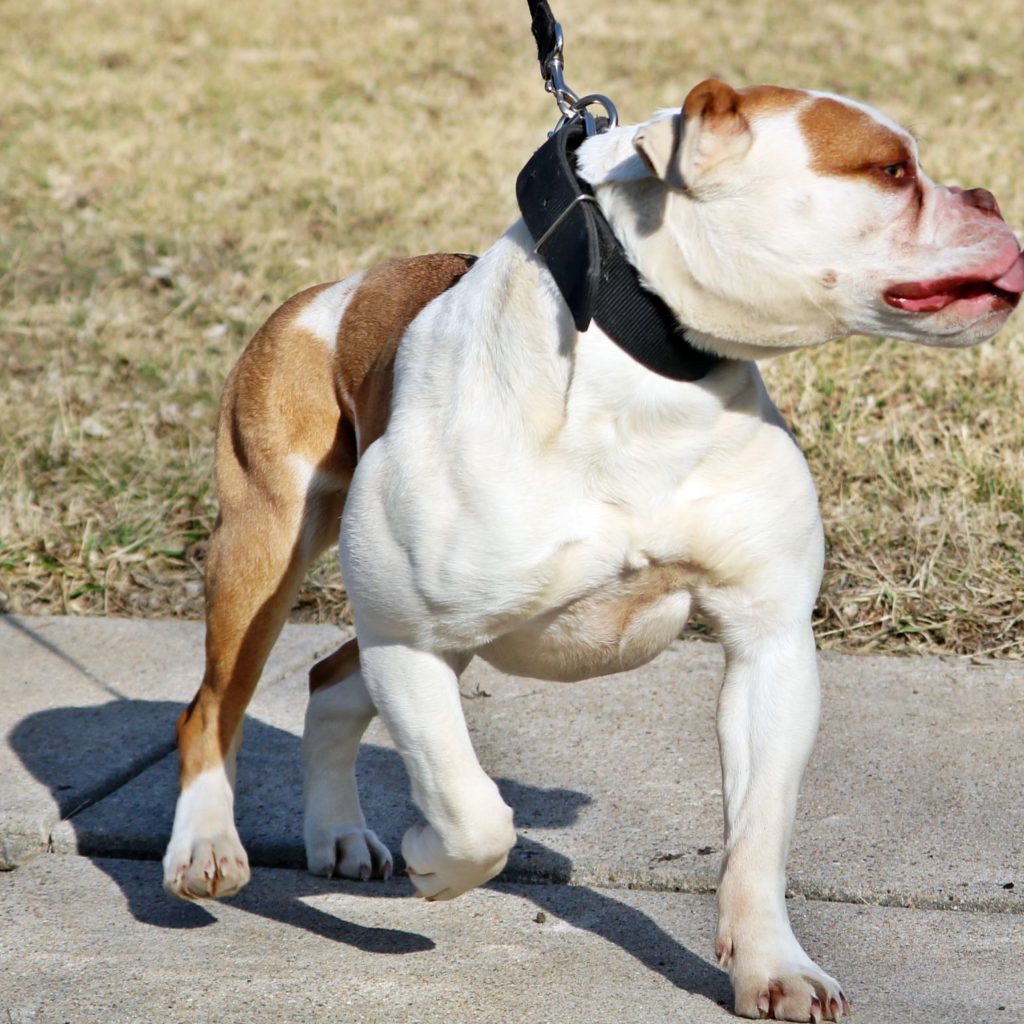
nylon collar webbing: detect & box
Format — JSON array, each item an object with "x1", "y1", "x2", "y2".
[{"x1": 515, "y1": 119, "x2": 723, "y2": 382}]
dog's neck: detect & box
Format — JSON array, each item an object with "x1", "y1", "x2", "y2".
[
  {"x1": 454, "y1": 219, "x2": 759, "y2": 455},
  {"x1": 574, "y1": 124, "x2": 839, "y2": 361}
]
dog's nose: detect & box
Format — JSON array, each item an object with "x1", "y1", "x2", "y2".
[{"x1": 959, "y1": 186, "x2": 1002, "y2": 217}]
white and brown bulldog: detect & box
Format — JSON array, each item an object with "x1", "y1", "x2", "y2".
[{"x1": 163, "y1": 79, "x2": 1023, "y2": 1020}]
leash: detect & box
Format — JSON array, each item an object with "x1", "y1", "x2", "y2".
[
  {"x1": 528, "y1": 0, "x2": 619, "y2": 136},
  {"x1": 517, "y1": 0, "x2": 723, "y2": 382}
]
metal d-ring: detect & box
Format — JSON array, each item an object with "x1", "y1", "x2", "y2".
[
  {"x1": 572, "y1": 93, "x2": 619, "y2": 131},
  {"x1": 551, "y1": 93, "x2": 620, "y2": 137}
]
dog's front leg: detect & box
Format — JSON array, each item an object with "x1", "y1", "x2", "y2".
[
  {"x1": 714, "y1": 625, "x2": 849, "y2": 1021},
  {"x1": 356, "y1": 628, "x2": 516, "y2": 900}
]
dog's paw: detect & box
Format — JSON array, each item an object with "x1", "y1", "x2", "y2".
[
  {"x1": 401, "y1": 818, "x2": 514, "y2": 901},
  {"x1": 162, "y1": 834, "x2": 250, "y2": 901},
  {"x1": 305, "y1": 825, "x2": 393, "y2": 881},
  {"x1": 723, "y1": 946, "x2": 849, "y2": 1021},
  {"x1": 731, "y1": 970, "x2": 850, "y2": 1022}
]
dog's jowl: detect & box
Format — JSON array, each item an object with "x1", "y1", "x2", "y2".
[{"x1": 162, "y1": 80, "x2": 1023, "y2": 1021}]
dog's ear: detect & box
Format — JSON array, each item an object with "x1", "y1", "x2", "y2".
[
  {"x1": 634, "y1": 79, "x2": 752, "y2": 193},
  {"x1": 680, "y1": 79, "x2": 753, "y2": 182},
  {"x1": 633, "y1": 114, "x2": 687, "y2": 192}
]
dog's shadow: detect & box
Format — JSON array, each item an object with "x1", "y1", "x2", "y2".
[{"x1": 9, "y1": 695, "x2": 729, "y2": 1004}]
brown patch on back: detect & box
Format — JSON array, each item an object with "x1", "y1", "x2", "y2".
[
  {"x1": 799, "y1": 96, "x2": 913, "y2": 180},
  {"x1": 335, "y1": 253, "x2": 477, "y2": 455},
  {"x1": 226, "y1": 282, "x2": 350, "y2": 482}
]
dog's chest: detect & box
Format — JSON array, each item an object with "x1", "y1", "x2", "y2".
[
  {"x1": 478, "y1": 555, "x2": 696, "y2": 682},
  {"x1": 355, "y1": 335, "x2": 781, "y2": 657}
]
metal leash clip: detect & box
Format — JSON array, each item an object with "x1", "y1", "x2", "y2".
[{"x1": 537, "y1": 18, "x2": 618, "y2": 137}]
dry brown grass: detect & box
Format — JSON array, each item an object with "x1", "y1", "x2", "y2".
[{"x1": 1, "y1": 0, "x2": 1022, "y2": 657}]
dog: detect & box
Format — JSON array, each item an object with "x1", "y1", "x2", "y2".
[{"x1": 162, "y1": 78, "x2": 1023, "y2": 1021}]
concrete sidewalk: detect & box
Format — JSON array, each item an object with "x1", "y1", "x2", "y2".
[{"x1": 1, "y1": 613, "x2": 1021, "y2": 1023}]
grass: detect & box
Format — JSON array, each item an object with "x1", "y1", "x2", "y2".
[{"x1": 1, "y1": 0, "x2": 1022, "y2": 658}]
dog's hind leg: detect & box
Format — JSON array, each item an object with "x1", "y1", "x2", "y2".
[
  {"x1": 163, "y1": 291, "x2": 350, "y2": 900},
  {"x1": 163, "y1": 258, "x2": 476, "y2": 899},
  {"x1": 302, "y1": 638, "x2": 392, "y2": 880}
]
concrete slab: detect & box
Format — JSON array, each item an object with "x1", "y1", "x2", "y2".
[
  {"x1": 462, "y1": 645, "x2": 1024, "y2": 912},
  {"x1": 1, "y1": 855, "x2": 1020, "y2": 1024},
  {"x1": 42, "y1": 632, "x2": 1023, "y2": 913},
  {"x1": 0, "y1": 615, "x2": 344, "y2": 868},
  {"x1": 795, "y1": 648, "x2": 1023, "y2": 912}
]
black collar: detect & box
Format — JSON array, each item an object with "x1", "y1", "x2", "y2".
[{"x1": 516, "y1": 119, "x2": 724, "y2": 382}]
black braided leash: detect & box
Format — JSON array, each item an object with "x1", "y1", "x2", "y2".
[{"x1": 517, "y1": 0, "x2": 723, "y2": 382}]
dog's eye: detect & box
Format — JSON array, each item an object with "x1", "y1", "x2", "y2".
[{"x1": 882, "y1": 163, "x2": 908, "y2": 179}]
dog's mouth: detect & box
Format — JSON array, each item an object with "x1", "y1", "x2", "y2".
[{"x1": 884, "y1": 248, "x2": 1024, "y2": 314}]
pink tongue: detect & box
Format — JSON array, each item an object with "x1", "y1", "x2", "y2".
[
  {"x1": 992, "y1": 253, "x2": 1024, "y2": 294},
  {"x1": 898, "y1": 292, "x2": 958, "y2": 313}
]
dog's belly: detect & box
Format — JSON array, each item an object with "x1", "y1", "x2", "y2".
[{"x1": 477, "y1": 562, "x2": 694, "y2": 682}]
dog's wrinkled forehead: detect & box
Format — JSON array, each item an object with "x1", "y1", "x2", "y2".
[{"x1": 739, "y1": 84, "x2": 917, "y2": 183}]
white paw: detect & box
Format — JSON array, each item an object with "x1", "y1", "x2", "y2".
[
  {"x1": 164, "y1": 767, "x2": 249, "y2": 900},
  {"x1": 163, "y1": 833, "x2": 250, "y2": 900},
  {"x1": 731, "y1": 967, "x2": 849, "y2": 1022},
  {"x1": 720, "y1": 937, "x2": 850, "y2": 1022},
  {"x1": 401, "y1": 817, "x2": 515, "y2": 902},
  {"x1": 305, "y1": 825, "x2": 393, "y2": 881}
]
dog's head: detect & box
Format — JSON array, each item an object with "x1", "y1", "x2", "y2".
[{"x1": 578, "y1": 79, "x2": 1023, "y2": 358}]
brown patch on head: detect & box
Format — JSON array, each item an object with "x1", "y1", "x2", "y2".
[
  {"x1": 736, "y1": 84, "x2": 808, "y2": 119},
  {"x1": 799, "y1": 96, "x2": 915, "y2": 187},
  {"x1": 335, "y1": 253, "x2": 476, "y2": 454}
]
